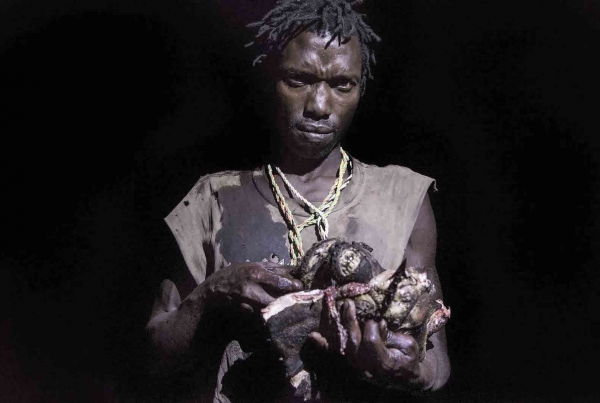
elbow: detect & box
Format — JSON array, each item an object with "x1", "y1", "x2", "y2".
[{"x1": 146, "y1": 310, "x2": 174, "y2": 351}]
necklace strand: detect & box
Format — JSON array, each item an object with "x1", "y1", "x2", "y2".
[{"x1": 267, "y1": 148, "x2": 352, "y2": 265}]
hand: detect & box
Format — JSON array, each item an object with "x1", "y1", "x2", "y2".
[
  {"x1": 310, "y1": 299, "x2": 421, "y2": 384},
  {"x1": 205, "y1": 260, "x2": 303, "y2": 311}
]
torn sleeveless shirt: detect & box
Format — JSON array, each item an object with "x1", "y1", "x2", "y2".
[{"x1": 163, "y1": 157, "x2": 435, "y2": 402}]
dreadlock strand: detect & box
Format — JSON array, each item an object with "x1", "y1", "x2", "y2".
[
  {"x1": 321, "y1": 6, "x2": 330, "y2": 35},
  {"x1": 336, "y1": 6, "x2": 345, "y2": 43},
  {"x1": 247, "y1": 0, "x2": 381, "y2": 94},
  {"x1": 346, "y1": 23, "x2": 355, "y2": 39}
]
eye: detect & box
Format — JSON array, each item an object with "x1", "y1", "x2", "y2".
[
  {"x1": 331, "y1": 78, "x2": 356, "y2": 93},
  {"x1": 283, "y1": 77, "x2": 306, "y2": 88}
]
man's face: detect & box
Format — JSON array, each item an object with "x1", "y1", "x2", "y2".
[{"x1": 274, "y1": 31, "x2": 362, "y2": 160}]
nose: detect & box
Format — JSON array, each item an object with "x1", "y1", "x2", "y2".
[{"x1": 304, "y1": 82, "x2": 332, "y2": 120}]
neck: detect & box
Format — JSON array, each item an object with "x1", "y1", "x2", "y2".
[{"x1": 272, "y1": 145, "x2": 343, "y2": 182}]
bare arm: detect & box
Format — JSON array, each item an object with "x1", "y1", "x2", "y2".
[
  {"x1": 335, "y1": 193, "x2": 450, "y2": 391},
  {"x1": 145, "y1": 275, "x2": 210, "y2": 376},
  {"x1": 146, "y1": 261, "x2": 303, "y2": 377},
  {"x1": 402, "y1": 192, "x2": 451, "y2": 390}
]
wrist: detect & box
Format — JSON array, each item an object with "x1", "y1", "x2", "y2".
[
  {"x1": 358, "y1": 367, "x2": 418, "y2": 391},
  {"x1": 406, "y1": 352, "x2": 437, "y2": 391},
  {"x1": 180, "y1": 281, "x2": 210, "y2": 320},
  {"x1": 408, "y1": 360, "x2": 434, "y2": 390},
  {"x1": 358, "y1": 359, "x2": 433, "y2": 392}
]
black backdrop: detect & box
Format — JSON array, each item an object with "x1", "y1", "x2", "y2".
[{"x1": 1, "y1": 1, "x2": 599, "y2": 402}]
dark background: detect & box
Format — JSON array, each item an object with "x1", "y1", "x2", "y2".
[{"x1": 1, "y1": 0, "x2": 599, "y2": 402}]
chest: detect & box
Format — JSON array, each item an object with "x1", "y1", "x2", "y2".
[{"x1": 212, "y1": 184, "x2": 410, "y2": 272}]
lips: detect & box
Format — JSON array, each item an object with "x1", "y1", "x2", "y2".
[{"x1": 296, "y1": 124, "x2": 334, "y2": 134}]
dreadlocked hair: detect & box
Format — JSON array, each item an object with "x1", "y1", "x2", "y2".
[{"x1": 246, "y1": 0, "x2": 381, "y2": 95}]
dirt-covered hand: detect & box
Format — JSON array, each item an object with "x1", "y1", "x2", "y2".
[
  {"x1": 309, "y1": 299, "x2": 421, "y2": 382},
  {"x1": 205, "y1": 261, "x2": 303, "y2": 310},
  {"x1": 341, "y1": 300, "x2": 420, "y2": 382}
]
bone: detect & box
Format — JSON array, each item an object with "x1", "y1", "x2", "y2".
[{"x1": 261, "y1": 289, "x2": 324, "y2": 322}]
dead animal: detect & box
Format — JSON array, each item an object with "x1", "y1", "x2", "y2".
[{"x1": 261, "y1": 238, "x2": 450, "y2": 399}]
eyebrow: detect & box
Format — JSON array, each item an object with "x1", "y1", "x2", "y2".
[{"x1": 279, "y1": 68, "x2": 360, "y2": 83}]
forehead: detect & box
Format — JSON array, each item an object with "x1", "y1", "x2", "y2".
[{"x1": 279, "y1": 31, "x2": 362, "y2": 77}]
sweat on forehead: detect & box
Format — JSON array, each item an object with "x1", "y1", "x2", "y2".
[{"x1": 246, "y1": 0, "x2": 381, "y2": 94}]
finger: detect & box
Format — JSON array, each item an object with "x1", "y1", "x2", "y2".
[
  {"x1": 254, "y1": 269, "x2": 303, "y2": 293},
  {"x1": 241, "y1": 285, "x2": 276, "y2": 307},
  {"x1": 240, "y1": 302, "x2": 254, "y2": 314},
  {"x1": 362, "y1": 320, "x2": 384, "y2": 348},
  {"x1": 341, "y1": 300, "x2": 362, "y2": 361},
  {"x1": 379, "y1": 328, "x2": 420, "y2": 379},
  {"x1": 378, "y1": 319, "x2": 388, "y2": 335},
  {"x1": 361, "y1": 320, "x2": 400, "y2": 373},
  {"x1": 366, "y1": 321, "x2": 422, "y2": 378},
  {"x1": 308, "y1": 332, "x2": 329, "y2": 350},
  {"x1": 261, "y1": 264, "x2": 295, "y2": 279},
  {"x1": 375, "y1": 320, "x2": 418, "y2": 355},
  {"x1": 383, "y1": 331, "x2": 419, "y2": 359}
]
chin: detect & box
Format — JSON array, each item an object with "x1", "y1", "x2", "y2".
[{"x1": 290, "y1": 138, "x2": 338, "y2": 160}]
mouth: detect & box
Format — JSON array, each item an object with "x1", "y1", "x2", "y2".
[
  {"x1": 295, "y1": 124, "x2": 335, "y2": 143},
  {"x1": 296, "y1": 124, "x2": 334, "y2": 135},
  {"x1": 297, "y1": 130, "x2": 334, "y2": 143}
]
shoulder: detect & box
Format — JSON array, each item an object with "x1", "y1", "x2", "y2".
[
  {"x1": 187, "y1": 170, "x2": 252, "y2": 200},
  {"x1": 165, "y1": 169, "x2": 257, "y2": 224},
  {"x1": 172, "y1": 169, "x2": 259, "y2": 209},
  {"x1": 354, "y1": 159, "x2": 436, "y2": 194}
]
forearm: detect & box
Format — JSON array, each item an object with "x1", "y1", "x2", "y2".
[
  {"x1": 146, "y1": 280, "x2": 211, "y2": 376},
  {"x1": 363, "y1": 348, "x2": 449, "y2": 393}
]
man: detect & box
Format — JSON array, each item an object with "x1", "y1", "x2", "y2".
[{"x1": 146, "y1": 0, "x2": 450, "y2": 401}]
